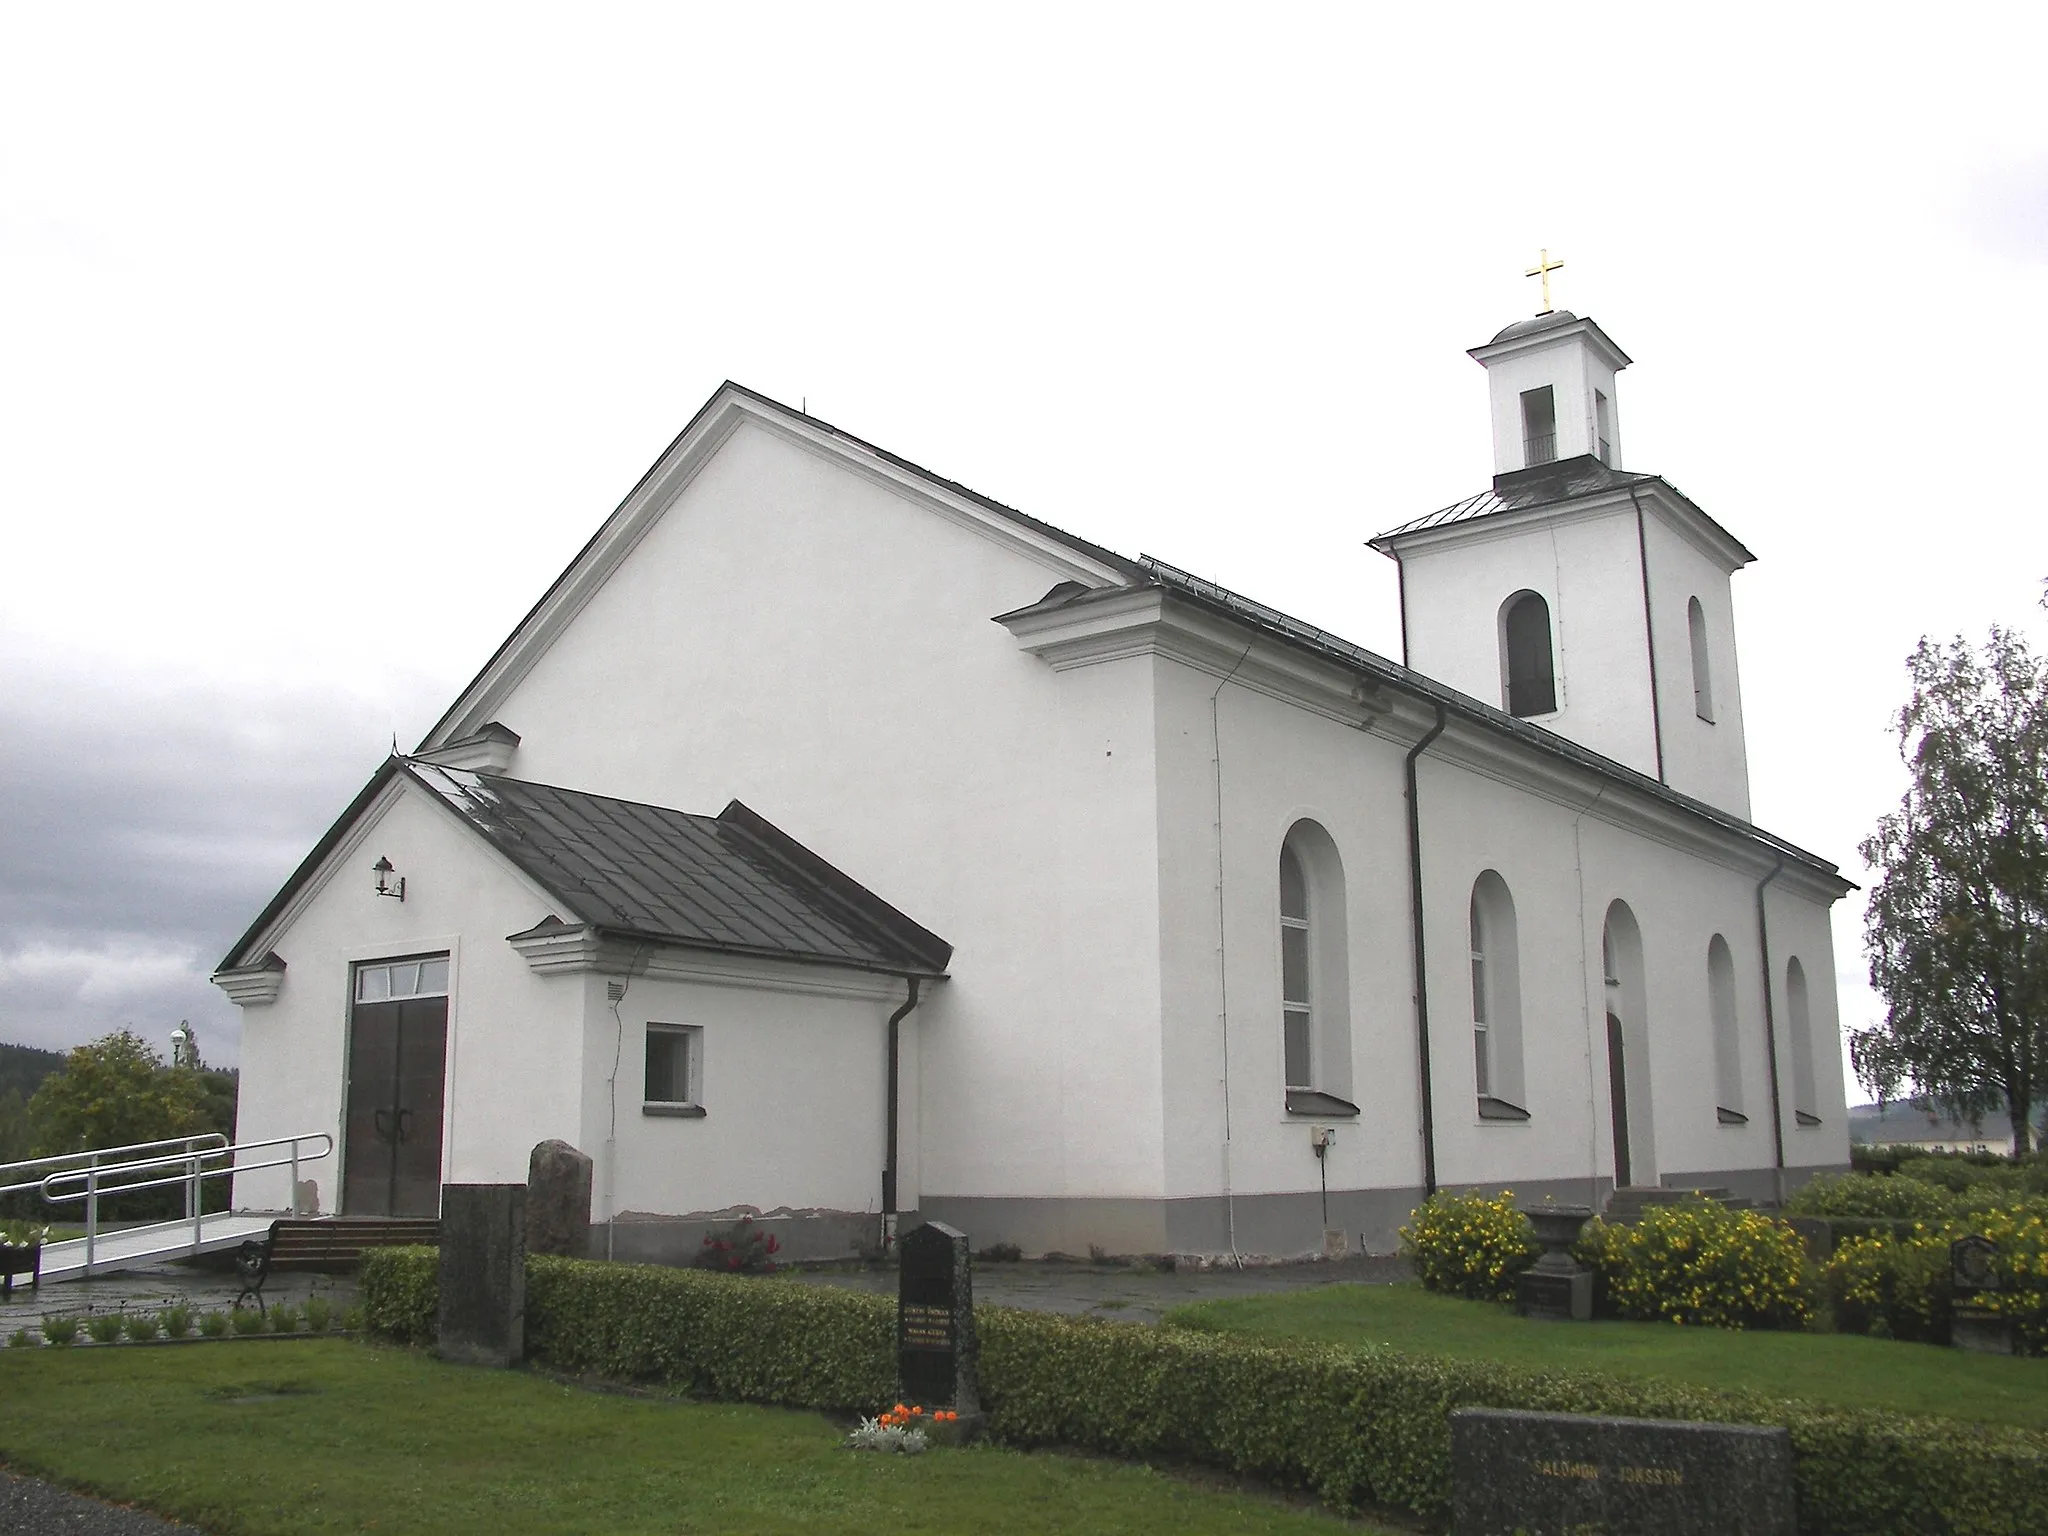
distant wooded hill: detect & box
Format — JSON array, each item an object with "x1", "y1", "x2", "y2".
[{"x1": 0, "y1": 1042, "x2": 66, "y2": 1101}]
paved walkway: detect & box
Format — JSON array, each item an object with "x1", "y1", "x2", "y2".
[
  {"x1": 0, "y1": 1470, "x2": 203, "y2": 1535},
  {"x1": 791, "y1": 1253, "x2": 1412, "y2": 1323},
  {"x1": 1, "y1": 1247, "x2": 1406, "y2": 1336},
  {"x1": 0, "y1": 1258, "x2": 357, "y2": 1336}
]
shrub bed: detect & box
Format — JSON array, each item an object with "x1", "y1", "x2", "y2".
[
  {"x1": 1788, "y1": 1171, "x2": 1958, "y2": 1222},
  {"x1": 1575, "y1": 1201, "x2": 1813, "y2": 1330},
  {"x1": 361, "y1": 1248, "x2": 2048, "y2": 1535},
  {"x1": 1396, "y1": 1190, "x2": 1537, "y2": 1301},
  {"x1": 1823, "y1": 1229, "x2": 1954, "y2": 1344}
]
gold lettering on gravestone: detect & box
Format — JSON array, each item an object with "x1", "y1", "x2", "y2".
[
  {"x1": 1618, "y1": 1465, "x2": 1684, "y2": 1486},
  {"x1": 901, "y1": 1304, "x2": 952, "y2": 1349},
  {"x1": 1532, "y1": 1460, "x2": 1601, "y2": 1480}
]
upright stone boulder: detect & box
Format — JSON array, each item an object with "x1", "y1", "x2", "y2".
[
  {"x1": 437, "y1": 1183, "x2": 526, "y2": 1367},
  {"x1": 526, "y1": 1139, "x2": 594, "y2": 1259}
]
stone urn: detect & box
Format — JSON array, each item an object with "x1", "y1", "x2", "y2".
[
  {"x1": 1516, "y1": 1204, "x2": 1593, "y2": 1322},
  {"x1": 1524, "y1": 1204, "x2": 1593, "y2": 1263}
]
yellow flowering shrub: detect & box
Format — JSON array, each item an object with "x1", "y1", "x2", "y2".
[
  {"x1": 1822, "y1": 1229, "x2": 1953, "y2": 1343},
  {"x1": 1577, "y1": 1200, "x2": 1813, "y2": 1330},
  {"x1": 1967, "y1": 1205, "x2": 2048, "y2": 1353},
  {"x1": 1398, "y1": 1190, "x2": 1538, "y2": 1301}
]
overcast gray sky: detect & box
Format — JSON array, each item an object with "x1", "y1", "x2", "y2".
[{"x1": 2, "y1": 5, "x2": 2043, "y2": 1086}]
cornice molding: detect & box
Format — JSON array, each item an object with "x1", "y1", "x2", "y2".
[
  {"x1": 506, "y1": 925, "x2": 911, "y2": 1002},
  {"x1": 1000, "y1": 591, "x2": 1390, "y2": 732},
  {"x1": 211, "y1": 953, "x2": 286, "y2": 1007},
  {"x1": 413, "y1": 722, "x2": 519, "y2": 773}
]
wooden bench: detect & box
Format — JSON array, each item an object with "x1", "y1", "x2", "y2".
[
  {"x1": 234, "y1": 1217, "x2": 438, "y2": 1312},
  {"x1": 1, "y1": 1242, "x2": 39, "y2": 1297}
]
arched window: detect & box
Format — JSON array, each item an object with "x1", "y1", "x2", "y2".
[
  {"x1": 1279, "y1": 823, "x2": 1356, "y2": 1114},
  {"x1": 1688, "y1": 597, "x2": 1715, "y2": 722},
  {"x1": 1470, "y1": 871, "x2": 1527, "y2": 1118},
  {"x1": 1707, "y1": 935, "x2": 1744, "y2": 1123},
  {"x1": 1602, "y1": 901, "x2": 1655, "y2": 1188},
  {"x1": 1787, "y1": 957, "x2": 1819, "y2": 1124},
  {"x1": 1501, "y1": 591, "x2": 1557, "y2": 718}
]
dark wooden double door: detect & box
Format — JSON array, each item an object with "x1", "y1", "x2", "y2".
[{"x1": 343, "y1": 996, "x2": 448, "y2": 1217}]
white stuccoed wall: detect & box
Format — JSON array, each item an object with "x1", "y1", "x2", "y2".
[
  {"x1": 468, "y1": 419, "x2": 1168, "y2": 1213},
  {"x1": 1641, "y1": 512, "x2": 1753, "y2": 818},
  {"x1": 1398, "y1": 503, "x2": 1662, "y2": 778},
  {"x1": 573, "y1": 967, "x2": 902, "y2": 1222},
  {"x1": 1478, "y1": 334, "x2": 1625, "y2": 473},
  {"x1": 1150, "y1": 649, "x2": 1849, "y2": 1245},
  {"x1": 230, "y1": 780, "x2": 583, "y2": 1212},
  {"x1": 1154, "y1": 657, "x2": 1424, "y2": 1216}
]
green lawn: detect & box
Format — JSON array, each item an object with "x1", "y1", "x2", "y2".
[
  {"x1": 1167, "y1": 1282, "x2": 2048, "y2": 1430},
  {"x1": 0, "y1": 1340, "x2": 1378, "y2": 1535}
]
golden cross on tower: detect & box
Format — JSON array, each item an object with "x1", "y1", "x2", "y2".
[{"x1": 1525, "y1": 248, "x2": 1565, "y2": 314}]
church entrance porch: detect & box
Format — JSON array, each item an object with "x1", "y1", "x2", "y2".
[{"x1": 341, "y1": 958, "x2": 450, "y2": 1218}]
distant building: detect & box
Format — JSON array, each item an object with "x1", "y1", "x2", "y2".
[{"x1": 1850, "y1": 1102, "x2": 2040, "y2": 1158}]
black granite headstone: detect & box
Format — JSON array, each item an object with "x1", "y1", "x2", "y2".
[
  {"x1": 1950, "y1": 1233, "x2": 2014, "y2": 1354},
  {"x1": 437, "y1": 1183, "x2": 526, "y2": 1367},
  {"x1": 898, "y1": 1221, "x2": 979, "y2": 1420},
  {"x1": 1450, "y1": 1407, "x2": 1795, "y2": 1536}
]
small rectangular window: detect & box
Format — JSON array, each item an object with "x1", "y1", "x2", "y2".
[
  {"x1": 644, "y1": 1024, "x2": 702, "y2": 1108},
  {"x1": 355, "y1": 955, "x2": 450, "y2": 1002}
]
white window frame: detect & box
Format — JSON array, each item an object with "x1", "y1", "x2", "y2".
[
  {"x1": 643, "y1": 1023, "x2": 705, "y2": 1117},
  {"x1": 1280, "y1": 845, "x2": 1315, "y2": 1091},
  {"x1": 354, "y1": 954, "x2": 450, "y2": 1004},
  {"x1": 1470, "y1": 897, "x2": 1491, "y2": 1097}
]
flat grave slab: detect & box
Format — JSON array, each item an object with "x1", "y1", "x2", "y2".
[{"x1": 1450, "y1": 1406, "x2": 1794, "y2": 1536}]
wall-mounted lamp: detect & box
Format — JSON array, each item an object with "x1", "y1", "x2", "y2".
[{"x1": 372, "y1": 856, "x2": 406, "y2": 902}]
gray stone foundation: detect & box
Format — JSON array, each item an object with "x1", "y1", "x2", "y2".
[{"x1": 592, "y1": 1208, "x2": 885, "y2": 1266}]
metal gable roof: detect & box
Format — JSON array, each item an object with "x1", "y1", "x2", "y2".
[
  {"x1": 1366, "y1": 456, "x2": 1753, "y2": 566},
  {"x1": 410, "y1": 766, "x2": 952, "y2": 976},
  {"x1": 217, "y1": 759, "x2": 951, "y2": 979}
]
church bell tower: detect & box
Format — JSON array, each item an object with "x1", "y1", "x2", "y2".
[{"x1": 1369, "y1": 265, "x2": 1757, "y2": 819}]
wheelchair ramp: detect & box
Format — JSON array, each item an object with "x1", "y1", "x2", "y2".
[{"x1": 36, "y1": 1212, "x2": 283, "y2": 1284}]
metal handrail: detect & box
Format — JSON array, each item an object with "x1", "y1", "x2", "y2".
[
  {"x1": 0, "y1": 1133, "x2": 230, "y2": 1199},
  {"x1": 30, "y1": 1132, "x2": 334, "y2": 1280}
]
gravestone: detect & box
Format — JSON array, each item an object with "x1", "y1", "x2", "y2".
[
  {"x1": 1950, "y1": 1233, "x2": 2013, "y2": 1354},
  {"x1": 1450, "y1": 1407, "x2": 1795, "y2": 1536},
  {"x1": 898, "y1": 1221, "x2": 981, "y2": 1429},
  {"x1": 525, "y1": 1139, "x2": 594, "y2": 1259},
  {"x1": 437, "y1": 1183, "x2": 526, "y2": 1367}
]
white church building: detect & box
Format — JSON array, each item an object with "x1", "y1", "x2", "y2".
[{"x1": 214, "y1": 305, "x2": 1852, "y2": 1260}]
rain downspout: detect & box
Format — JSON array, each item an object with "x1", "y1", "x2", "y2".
[
  {"x1": 1755, "y1": 855, "x2": 1788, "y2": 1207},
  {"x1": 1629, "y1": 486, "x2": 1667, "y2": 783},
  {"x1": 1405, "y1": 701, "x2": 1450, "y2": 1197},
  {"x1": 882, "y1": 975, "x2": 921, "y2": 1249}
]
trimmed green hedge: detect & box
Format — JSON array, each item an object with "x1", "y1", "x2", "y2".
[{"x1": 361, "y1": 1249, "x2": 2048, "y2": 1536}]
